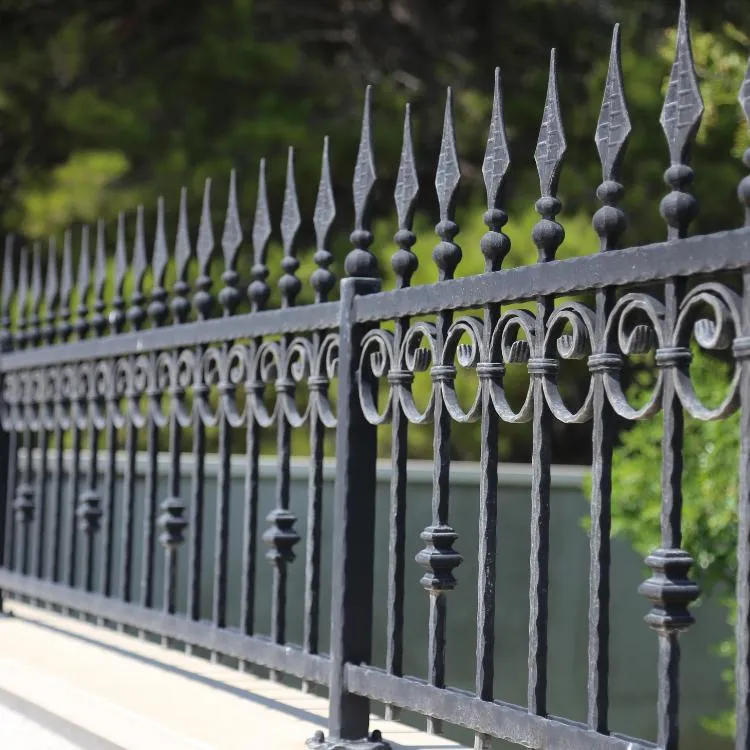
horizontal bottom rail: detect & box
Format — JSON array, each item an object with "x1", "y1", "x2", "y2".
[
  {"x1": 345, "y1": 665, "x2": 655, "y2": 750},
  {"x1": 0, "y1": 570, "x2": 330, "y2": 687}
]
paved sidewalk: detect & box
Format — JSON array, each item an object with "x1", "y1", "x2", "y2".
[
  {"x1": 0, "y1": 702, "x2": 83, "y2": 750},
  {"x1": 0, "y1": 601, "x2": 465, "y2": 750}
]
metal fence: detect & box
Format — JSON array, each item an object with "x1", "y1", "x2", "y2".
[{"x1": 0, "y1": 1, "x2": 748, "y2": 748}]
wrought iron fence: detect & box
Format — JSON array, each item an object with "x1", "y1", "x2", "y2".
[{"x1": 0, "y1": 1, "x2": 749, "y2": 748}]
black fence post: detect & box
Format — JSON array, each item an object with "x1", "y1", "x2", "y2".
[{"x1": 318, "y1": 275, "x2": 382, "y2": 749}]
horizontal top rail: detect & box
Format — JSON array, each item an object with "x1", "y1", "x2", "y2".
[{"x1": 353, "y1": 228, "x2": 750, "y2": 323}]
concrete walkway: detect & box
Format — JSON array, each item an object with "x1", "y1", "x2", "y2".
[{"x1": 0, "y1": 601, "x2": 464, "y2": 750}]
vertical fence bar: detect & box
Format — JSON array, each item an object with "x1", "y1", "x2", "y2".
[
  {"x1": 385, "y1": 106, "x2": 419, "y2": 720},
  {"x1": 92, "y1": 221, "x2": 115, "y2": 618},
  {"x1": 43, "y1": 239, "x2": 63, "y2": 587},
  {"x1": 587, "y1": 25, "x2": 630, "y2": 734},
  {"x1": 474, "y1": 68, "x2": 511, "y2": 750},
  {"x1": 14, "y1": 247, "x2": 34, "y2": 581},
  {"x1": 416, "y1": 88, "x2": 463, "y2": 736},
  {"x1": 128, "y1": 206, "x2": 154, "y2": 637},
  {"x1": 189, "y1": 181, "x2": 214, "y2": 652},
  {"x1": 639, "y1": 5, "x2": 703, "y2": 748},
  {"x1": 735, "y1": 57, "x2": 750, "y2": 750},
  {"x1": 59, "y1": 231, "x2": 81, "y2": 604},
  {"x1": 152, "y1": 197, "x2": 186, "y2": 645},
  {"x1": 302, "y1": 136, "x2": 336, "y2": 691},
  {"x1": 241, "y1": 161, "x2": 271, "y2": 661},
  {"x1": 76, "y1": 227, "x2": 102, "y2": 597},
  {"x1": 326, "y1": 85, "x2": 382, "y2": 746},
  {"x1": 0, "y1": 237, "x2": 15, "y2": 608},
  {"x1": 29, "y1": 244, "x2": 49, "y2": 588},
  {"x1": 527, "y1": 50, "x2": 566, "y2": 718},
  {"x1": 112, "y1": 213, "x2": 133, "y2": 625},
  {"x1": 264, "y1": 148, "x2": 302, "y2": 679},
  {"x1": 214, "y1": 172, "x2": 242, "y2": 655}
]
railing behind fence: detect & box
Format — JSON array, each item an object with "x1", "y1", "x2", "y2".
[{"x1": 0, "y1": 1, "x2": 749, "y2": 748}]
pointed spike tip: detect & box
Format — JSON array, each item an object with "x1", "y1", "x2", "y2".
[
  {"x1": 196, "y1": 178, "x2": 215, "y2": 272},
  {"x1": 435, "y1": 86, "x2": 461, "y2": 221},
  {"x1": 595, "y1": 23, "x2": 631, "y2": 181},
  {"x1": 152, "y1": 195, "x2": 169, "y2": 284},
  {"x1": 221, "y1": 168, "x2": 243, "y2": 266},
  {"x1": 659, "y1": 0, "x2": 703, "y2": 164},
  {"x1": 394, "y1": 101, "x2": 419, "y2": 229},
  {"x1": 482, "y1": 66, "x2": 511, "y2": 210},
  {"x1": 281, "y1": 147, "x2": 301, "y2": 257},
  {"x1": 314, "y1": 136, "x2": 336, "y2": 251},
  {"x1": 352, "y1": 86, "x2": 376, "y2": 231},
  {"x1": 534, "y1": 47, "x2": 567, "y2": 197},
  {"x1": 252, "y1": 158, "x2": 272, "y2": 265}
]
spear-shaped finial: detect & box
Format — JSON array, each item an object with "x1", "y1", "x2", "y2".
[
  {"x1": 29, "y1": 242, "x2": 43, "y2": 345},
  {"x1": 92, "y1": 220, "x2": 107, "y2": 336},
  {"x1": 279, "y1": 147, "x2": 302, "y2": 308},
  {"x1": 345, "y1": 86, "x2": 378, "y2": 279},
  {"x1": 75, "y1": 226, "x2": 91, "y2": 340},
  {"x1": 0, "y1": 236, "x2": 14, "y2": 351},
  {"x1": 481, "y1": 68, "x2": 511, "y2": 272},
  {"x1": 43, "y1": 239, "x2": 58, "y2": 345},
  {"x1": 433, "y1": 87, "x2": 462, "y2": 281},
  {"x1": 659, "y1": 0, "x2": 703, "y2": 239},
  {"x1": 15, "y1": 245, "x2": 29, "y2": 349},
  {"x1": 311, "y1": 137, "x2": 336, "y2": 303},
  {"x1": 193, "y1": 179, "x2": 215, "y2": 320},
  {"x1": 248, "y1": 159, "x2": 271, "y2": 312},
  {"x1": 392, "y1": 103, "x2": 419, "y2": 288},
  {"x1": 127, "y1": 206, "x2": 148, "y2": 330},
  {"x1": 58, "y1": 230, "x2": 74, "y2": 341},
  {"x1": 110, "y1": 213, "x2": 127, "y2": 334},
  {"x1": 148, "y1": 197, "x2": 169, "y2": 327},
  {"x1": 593, "y1": 24, "x2": 631, "y2": 251},
  {"x1": 532, "y1": 50, "x2": 566, "y2": 262},
  {"x1": 173, "y1": 187, "x2": 191, "y2": 323},
  {"x1": 219, "y1": 169, "x2": 243, "y2": 316}
]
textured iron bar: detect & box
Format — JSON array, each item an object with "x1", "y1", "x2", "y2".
[
  {"x1": 266, "y1": 149, "x2": 302, "y2": 679},
  {"x1": 91, "y1": 220, "x2": 115, "y2": 612},
  {"x1": 527, "y1": 49, "x2": 566, "y2": 717},
  {"x1": 42, "y1": 238, "x2": 63, "y2": 586},
  {"x1": 155, "y1": 195, "x2": 186, "y2": 642},
  {"x1": 419, "y1": 87, "x2": 463, "y2": 736},
  {"x1": 241, "y1": 159, "x2": 272, "y2": 666},
  {"x1": 76, "y1": 226, "x2": 101, "y2": 596},
  {"x1": 188, "y1": 180, "x2": 214, "y2": 656},
  {"x1": 13, "y1": 246, "x2": 34, "y2": 583},
  {"x1": 31, "y1": 243, "x2": 50, "y2": 584},
  {"x1": 327, "y1": 85, "x2": 382, "y2": 745},
  {"x1": 0, "y1": 236, "x2": 15, "y2": 595},
  {"x1": 213, "y1": 171, "x2": 240, "y2": 653},
  {"x1": 112, "y1": 213, "x2": 134, "y2": 626},
  {"x1": 641, "y1": 4, "x2": 703, "y2": 747},
  {"x1": 474, "y1": 67, "x2": 511, "y2": 750},
  {"x1": 587, "y1": 24, "x2": 630, "y2": 733},
  {"x1": 126, "y1": 206, "x2": 156, "y2": 638},
  {"x1": 345, "y1": 664, "x2": 656, "y2": 750},
  {"x1": 302, "y1": 136, "x2": 336, "y2": 691},
  {"x1": 735, "y1": 59, "x2": 750, "y2": 750},
  {"x1": 385, "y1": 105, "x2": 419, "y2": 720},
  {"x1": 2, "y1": 431, "x2": 17, "y2": 575}
]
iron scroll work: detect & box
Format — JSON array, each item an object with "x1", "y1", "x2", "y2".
[{"x1": 0, "y1": 1, "x2": 749, "y2": 748}]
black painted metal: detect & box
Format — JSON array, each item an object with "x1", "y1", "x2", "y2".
[{"x1": 0, "y1": 4, "x2": 748, "y2": 748}]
